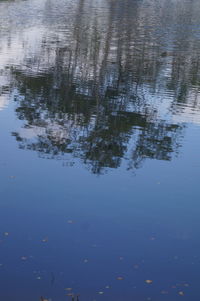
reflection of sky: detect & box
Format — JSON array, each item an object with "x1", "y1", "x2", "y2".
[
  {"x1": 0, "y1": 0, "x2": 200, "y2": 126},
  {"x1": 0, "y1": 98, "x2": 200, "y2": 301},
  {"x1": 0, "y1": 94, "x2": 9, "y2": 111},
  {"x1": 172, "y1": 99, "x2": 200, "y2": 125}
]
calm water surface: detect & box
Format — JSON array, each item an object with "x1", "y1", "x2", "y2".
[{"x1": 0, "y1": 0, "x2": 200, "y2": 300}]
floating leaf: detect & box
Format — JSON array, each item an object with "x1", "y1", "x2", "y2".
[
  {"x1": 161, "y1": 290, "x2": 168, "y2": 294},
  {"x1": 145, "y1": 280, "x2": 153, "y2": 284},
  {"x1": 21, "y1": 256, "x2": 27, "y2": 261},
  {"x1": 66, "y1": 293, "x2": 73, "y2": 296},
  {"x1": 67, "y1": 220, "x2": 74, "y2": 224},
  {"x1": 149, "y1": 236, "x2": 156, "y2": 241},
  {"x1": 117, "y1": 276, "x2": 124, "y2": 280},
  {"x1": 178, "y1": 291, "x2": 184, "y2": 296}
]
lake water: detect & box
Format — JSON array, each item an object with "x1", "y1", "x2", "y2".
[{"x1": 0, "y1": 0, "x2": 200, "y2": 300}]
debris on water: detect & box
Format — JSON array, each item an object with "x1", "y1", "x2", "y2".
[
  {"x1": 119, "y1": 256, "x2": 124, "y2": 260},
  {"x1": 178, "y1": 291, "x2": 184, "y2": 296},
  {"x1": 4, "y1": 232, "x2": 9, "y2": 236},
  {"x1": 66, "y1": 293, "x2": 73, "y2": 296},
  {"x1": 161, "y1": 290, "x2": 168, "y2": 294},
  {"x1": 145, "y1": 279, "x2": 153, "y2": 284},
  {"x1": 40, "y1": 297, "x2": 49, "y2": 301},
  {"x1": 65, "y1": 288, "x2": 72, "y2": 291},
  {"x1": 98, "y1": 291, "x2": 104, "y2": 294},
  {"x1": 83, "y1": 259, "x2": 88, "y2": 263},
  {"x1": 67, "y1": 220, "x2": 74, "y2": 224},
  {"x1": 105, "y1": 285, "x2": 110, "y2": 289},
  {"x1": 149, "y1": 236, "x2": 156, "y2": 241},
  {"x1": 21, "y1": 256, "x2": 27, "y2": 261},
  {"x1": 133, "y1": 264, "x2": 139, "y2": 269},
  {"x1": 66, "y1": 294, "x2": 80, "y2": 300},
  {"x1": 42, "y1": 237, "x2": 48, "y2": 242},
  {"x1": 117, "y1": 276, "x2": 124, "y2": 280}
]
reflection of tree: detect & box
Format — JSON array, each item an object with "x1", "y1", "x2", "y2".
[
  {"x1": 129, "y1": 122, "x2": 182, "y2": 170},
  {"x1": 9, "y1": 0, "x2": 200, "y2": 173},
  {"x1": 11, "y1": 68, "x2": 182, "y2": 174}
]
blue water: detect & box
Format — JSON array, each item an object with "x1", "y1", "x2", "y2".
[{"x1": 0, "y1": 0, "x2": 200, "y2": 300}]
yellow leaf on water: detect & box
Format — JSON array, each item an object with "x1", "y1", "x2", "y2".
[{"x1": 145, "y1": 280, "x2": 153, "y2": 284}]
